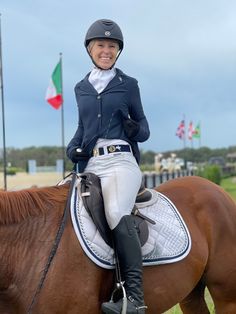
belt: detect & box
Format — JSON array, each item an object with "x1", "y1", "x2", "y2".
[{"x1": 93, "y1": 144, "x2": 131, "y2": 157}]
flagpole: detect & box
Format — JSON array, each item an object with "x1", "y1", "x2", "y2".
[
  {"x1": 199, "y1": 121, "x2": 201, "y2": 148},
  {"x1": 59, "y1": 53, "x2": 65, "y2": 178},
  {"x1": 0, "y1": 14, "x2": 7, "y2": 190}
]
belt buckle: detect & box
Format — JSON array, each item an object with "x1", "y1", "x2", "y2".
[
  {"x1": 108, "y1": 145, "x2": 116, "y2": 153},
  {"x1": 93, "y1": 148, "x2": 99, "y2": 157}
]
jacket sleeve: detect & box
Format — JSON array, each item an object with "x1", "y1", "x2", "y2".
[
  {"x1": 128, "y1": 80, "x2": 150, "y2": 142},
  {"x1": 66, "y1": 108, "x2": 84, "y2": 160}
]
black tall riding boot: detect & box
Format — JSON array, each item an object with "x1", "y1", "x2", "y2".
[{"x1": 102, "y1": 215, "x2": 147, "y2": 314}]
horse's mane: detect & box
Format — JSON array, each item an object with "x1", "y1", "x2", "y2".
[{"x1": 0, "y1": 183, "x2": 69, "y2": 225}]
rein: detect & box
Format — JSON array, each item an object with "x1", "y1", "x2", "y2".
[{"x1": 27, "y1": 171, "x2": 78, "y2": 314}]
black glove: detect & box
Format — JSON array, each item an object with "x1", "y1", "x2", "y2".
[
  {"x1": 71, "y1": 148, "x2": 90, "y2": 163},
  {"x1": 123, "y1": 118, "x2": 140, "y2": 138}
]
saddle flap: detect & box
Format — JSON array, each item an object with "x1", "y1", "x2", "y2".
[
  {"x1": 80, "y1": 172, "x2": 113, "y2": 247},
  {"x1": 133, "y1": 216, "x2": 149, "y2": 247}
]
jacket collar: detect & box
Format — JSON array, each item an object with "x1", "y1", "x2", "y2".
[{"x1": 77, "y1": 68, "x2": 125, "y2": 94}]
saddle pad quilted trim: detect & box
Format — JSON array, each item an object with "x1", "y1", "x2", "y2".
[{"x1": 70, "y1": 181, "x2": 191, "y2": 269}]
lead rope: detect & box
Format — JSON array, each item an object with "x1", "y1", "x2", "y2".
[{"x1": 27, "y1": 170, "x2": 78, "y2": 314}]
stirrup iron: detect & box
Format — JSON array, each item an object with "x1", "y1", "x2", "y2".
[{"x1": 110, "y1": 281, "x2": 127, "y2": 314}]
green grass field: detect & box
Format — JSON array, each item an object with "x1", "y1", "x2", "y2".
[
  {"x1": 221, "y1": 176, "x2": 236, "y2": 201},
  {"x1": 164, "y1": 177, "x2": 236, "y2": 313}
]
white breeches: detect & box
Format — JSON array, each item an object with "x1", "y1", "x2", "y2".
[{"x1": 84, "y1": 153, "x2": 142, "y2": 230}]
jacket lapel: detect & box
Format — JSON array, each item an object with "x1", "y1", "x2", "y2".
[
  {"x1": 103, "y1": 68, "x2": 125, "y2": 92},
  {"x1": 77, "y1": 73, "x2": 98, "y2": 94},
  {"x1": 77, "y1": 68, "x2": 125, "y2": 94}
]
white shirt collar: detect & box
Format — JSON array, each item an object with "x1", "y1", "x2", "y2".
[{"x1": 88, "y1": 67, "x2": 116, "y2": 93}]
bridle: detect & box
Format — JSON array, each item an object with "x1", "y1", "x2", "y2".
[{"x1": 27, "y1": 170, "x2": 78, "y2": 314}]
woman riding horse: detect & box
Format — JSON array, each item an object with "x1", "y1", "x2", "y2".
[{"x1": 66, "y1": 19, "x2": 150, "y2": 314}]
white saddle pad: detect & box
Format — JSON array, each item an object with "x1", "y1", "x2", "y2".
[{"x1": 70, "y1": 180, "x2": 191, "y2": 269}]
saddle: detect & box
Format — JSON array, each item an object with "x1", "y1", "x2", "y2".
[{"x1": 80, "y1": 172, "x2": 154, "y2": 247}]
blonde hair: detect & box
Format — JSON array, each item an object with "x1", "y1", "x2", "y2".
[{"x1": 87, "y1": 40, "x2": 96, "y2": 53}]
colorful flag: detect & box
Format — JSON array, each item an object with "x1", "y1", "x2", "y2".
[
  {"x1": 45, "y1": 60, "x2": 63, "y2": 109},
  {"x1": 176, "y1": 120, "x2": 185, "y2": 139},
  {"x1": 193, "y1": 123, "x2": 201, "y2": 139},
  {"x1": 188, "y1": 121, "x2": 194, "y2": 140}
]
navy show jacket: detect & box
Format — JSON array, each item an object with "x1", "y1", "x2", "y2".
[{"x1": 66, "y1": 68, "x2": 150, "y2": 172}]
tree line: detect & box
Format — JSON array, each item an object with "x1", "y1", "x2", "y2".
[
  {"x1": 0, "y1": 145, "x2": 235, "y2": 172},
  {"x1": 140, "y1": 146, "x2": 236, "y2": 165}
]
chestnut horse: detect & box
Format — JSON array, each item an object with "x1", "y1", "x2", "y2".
[{"x1": 0, "y1": 175, "x2": 236, "y2": 313}]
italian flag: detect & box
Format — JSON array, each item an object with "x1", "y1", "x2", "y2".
[{"x1": 46, "y1": 60, "x2": 63, "y2": 109}]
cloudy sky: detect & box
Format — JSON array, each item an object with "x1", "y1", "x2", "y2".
[{"x1": 1, "y1": 0, "x2": 236, "y2": 153}]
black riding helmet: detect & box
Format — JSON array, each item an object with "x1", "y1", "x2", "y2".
[{"x1": 84, "y1": 19, "x2": 124, "y2": 69}]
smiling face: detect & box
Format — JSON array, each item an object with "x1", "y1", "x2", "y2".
[{"x1": 88, "y1": 39, "x2": 119, "y2": 69}]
